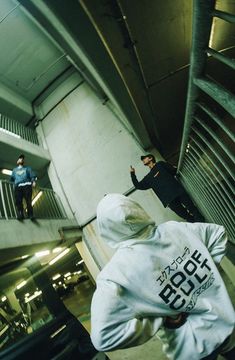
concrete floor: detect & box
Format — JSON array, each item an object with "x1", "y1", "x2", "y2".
[{"x1": 63, "y1": 266, "x2": 234, "y2": 360}]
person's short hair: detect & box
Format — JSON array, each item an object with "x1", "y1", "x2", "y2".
[
  {"x1": 18, "y1": 154, "x2": 25, "y2": 160},
  {"x1": 140, "y1": 154, "x2": 156, "y2": 162}
]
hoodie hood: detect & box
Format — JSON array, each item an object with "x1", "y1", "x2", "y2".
[{"x1": 97, "y1": 194, "x2": 155, "y2": 248}]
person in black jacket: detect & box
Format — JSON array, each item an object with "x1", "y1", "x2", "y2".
[{"x1": 130, "y1": 154, "x2": 204, "y2": 222}]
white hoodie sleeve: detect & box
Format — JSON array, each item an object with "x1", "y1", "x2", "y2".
[
  {"x1": 183, "y1": 222, "x2": 227, "y2": 264},
  {"x1": 91, "y1": 280, "x2": 162, "y2": 352}
]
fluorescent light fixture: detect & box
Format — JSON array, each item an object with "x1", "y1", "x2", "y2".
[
  {"x1": 49, "y1": 248, "x2": 70, "y2": 266},
  {"x1": 1, "y1": 169, "x2": 12, "y2": 176},
  {"x1": 50, "y1": 325, "x2": 66, "y2": 339},
  {"x1": 1, "y1": 296, "x2": 7, "y2": 302},
  {"x1": 24, "y1": 293, "x2": 30, "y2": 297},
  {"x1": 0, "y1": 127, "x2": 21, "y2": 139},
  {"x1": 67, "y1": 276, "x2": 71, "y2": 280},
  {"x1": 64, "y1": 272, "x2": 71, "y2": 278},
  {"x1": 32, "y1": 191, "x2": 43, "y2": 206},
  {"x1": 25, "y1": 290, "x2": 42, "y2": 303},
  {"x1": 209, "y1": 19, "x2": 215, "y2": 48},
  {"x1": 53, "y1": 247, "x2": 63, "y2": 253},
  {"x1": 78, "y1": 260, "x2": 84, "y2": 265},
  {"x1": 16, "y1": 280, "x2": 27, "y2": 290},
  {"x1": 77, "y1": 270, "x2": 82, "y2": 275},
  {"x1": 35, "y1": 250, "x2": 50, "y2": 258},
  {"x1": 21, "y1": 255, "x2": 29, "y2": 259},
  {"x1": 52, "y1": 274, "x2": 61, "y2": 281},
  {"x1": 0, "y1": 325, "x2": 9, "y2": 336}
]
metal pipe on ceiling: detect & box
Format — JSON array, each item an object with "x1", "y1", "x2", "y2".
[{"x1": 178, "y1": 0, "x2": 216, "y2": 170}]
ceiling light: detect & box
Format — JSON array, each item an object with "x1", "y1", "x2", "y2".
[
  {"x1": 21, "y1": 255, "x2": 29, "y2": 259},
  {"x1": 52, "y1": 247, "x2": 63, "y2": 253},
  {"x1": 67, "y1": 276, "x2": 71, "y2": 280},
  {"x1": 1, "y1": 169, "x2": 12, "y2": 176},
  {"x1": 16, "y1": 280, "x2": 27, "y2": 290},
  {"x1": 25, "y1": 290, "x2": 42, "y2": 303},
  {"x1": 35, "y1": 250, "x2": 50, "y2": 258},
  {"x1": 78, "y1": 260, "x2": 84, "y2": 265},
  {"x1": 24, "y1": 293, "x2": 30, "y2": 297},
  {"x1": 64, "y1": 272, "x2": 71, "y2": 278},
  {"x1": 52, "y1": 274, "x2": 61, "y2": 281},
  {"x1": 1, "y1": 296, "x2": 7, "y2": 302},
  {"x1": 32, "y1": 191, "x2": 43, "y2": 206},
  {"x1": 209, "y1": 18, "x2": 215, "y2": 48},
  {"x1": 50, "y1": 325, "x2": 66, "y2": 339},
  {"x1": 49, "y1": 248, "x2": 70, "y2": 266}
]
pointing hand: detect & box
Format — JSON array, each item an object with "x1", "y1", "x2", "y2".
[{"x1": 130, "y1": 165, "x2": 135, "y2": 173}]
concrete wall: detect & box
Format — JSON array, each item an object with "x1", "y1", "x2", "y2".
[{"x1": 38, "y1": 82, "x2": 181, "y2": 275}]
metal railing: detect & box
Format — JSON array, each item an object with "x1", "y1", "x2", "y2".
[
  {"x1": 178, "y1": 0, "x2": 235, "y2": 243},
  {"x1": 0, "y1": 114, "x2": 39, "y2": 145},
  {"x1": 0, "y1": 180, "x2": 66, "y2": 220}
]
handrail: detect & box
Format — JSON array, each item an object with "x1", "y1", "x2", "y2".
[
  {"x1": 0, "y1": 180, "x2": 66, "y2": 219},
  {"x1": 177, "y1": 0, "x2": 235, "y2": 244},
  {"x1": 80, "y1": 186, "x2": 136, "y2": 228},
  {"x1": 0, "y1": 114, "x2": 39, "y2": 145}
]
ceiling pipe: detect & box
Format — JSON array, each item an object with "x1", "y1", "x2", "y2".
[{"x1": 111, "y1": 0, "x2": 162, "y2": 150}]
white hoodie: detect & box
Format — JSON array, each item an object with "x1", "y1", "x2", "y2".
[{"x1": 91, "y1": 194, "x2": 235, "y2": 359}]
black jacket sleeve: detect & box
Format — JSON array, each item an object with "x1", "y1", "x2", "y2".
[
  {"x1": 160, "y1": 161, "x2": 177, "y2": 176},
  {"x1": 131, "y1": 172, "x2": 150, "y2": 190}
]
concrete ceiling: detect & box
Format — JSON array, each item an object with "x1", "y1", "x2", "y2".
[
  {"x1": 1, "y1": 0, "x2": 235, "y2": 160},
  {"x1": 79, "y1": 0, "x2": 193, "y2": 159},
  {"x1": 0, "y1": 0, "x2": 235, "y2": 289},
  {"x1": 0, "y1": 1, "x2": 68, "y2": 100},
  {"x1": 0, "y1": 0, "x2": 73, "y2": 124},
  {"x1": 80, "y1": 0, "x2": 235, "y2": 160},
  {"x1": 0, "y1": 0, "x2": 193, "y2": 159},
  {"x1": 0, "y1": 245, "x2": 83, "y2": 293}
]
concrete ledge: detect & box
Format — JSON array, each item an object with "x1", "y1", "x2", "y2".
[
  {"x1": 220, "y1": 256, "x2": 235, "y2": 287},
  {"x1": 0, "y1": 218, "x2": 78, "y2": 250},
  {"x1": 0, "y1": 131, "x2": 51, "y2": 170}
]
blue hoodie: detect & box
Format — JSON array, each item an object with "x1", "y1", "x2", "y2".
[{"x1": 11, "y1": 166, "x2": 36, "y2": 187}]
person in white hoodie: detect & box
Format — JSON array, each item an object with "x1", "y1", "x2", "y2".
[{"x1": 91, "y1": 194, "x2": 235, "y2": 360}]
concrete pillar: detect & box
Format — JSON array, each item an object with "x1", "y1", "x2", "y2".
[{"x1": 5, "y1": 288, "x2": 22, "y2": 313}]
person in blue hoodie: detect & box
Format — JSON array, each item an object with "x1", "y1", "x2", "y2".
[
  {"x1": 91, "y1": 194, "x2": 235, "y2": 360},
  {"x1": 11, "y1": 154, "x2": 37, "y2": 220}
]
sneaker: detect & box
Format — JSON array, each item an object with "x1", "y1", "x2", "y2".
[{"x1": 17, "y1": 214, "x2": 24, "y2": 221}]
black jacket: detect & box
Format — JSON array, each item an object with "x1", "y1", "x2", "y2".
[{"x1": 131, "y1": 161, "x2": 185, "y2": 207}]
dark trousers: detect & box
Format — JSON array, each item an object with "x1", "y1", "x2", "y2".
[
  {"x1": 15, "y1": 185, "x2": 33, "y2": 218},
  {"x1": 201, "y1": 335, "x2": 235, "y2": 359},
  {"x1": 168, "y1": 193, "x2": 205, "y2": 222},
  {"x1": 202, "y1": 347, "x2": 235, "y2": 360}
]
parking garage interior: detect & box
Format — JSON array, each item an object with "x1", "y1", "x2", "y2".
[{"x1": 0, "y1": 0, "x2": 234, "y2": 359}]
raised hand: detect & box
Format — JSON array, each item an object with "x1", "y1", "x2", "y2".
[{"x1": 130, "y1": 165, "x2": 135, "y2": 173}]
